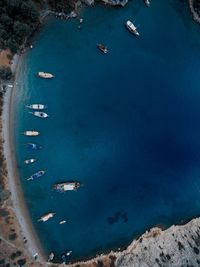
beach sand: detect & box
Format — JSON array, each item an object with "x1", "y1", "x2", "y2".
[{"x1": 1, "y1": 54, "x2": 47, "y2": 265}]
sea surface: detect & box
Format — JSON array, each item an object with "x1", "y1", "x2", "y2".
[{"x1": 13, "y1": 0, "x2": 200, "y2": 262}]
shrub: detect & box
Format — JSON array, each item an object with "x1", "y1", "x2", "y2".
[{"x1": 0, "y1": 67, "x2": 12, "y2": 80}]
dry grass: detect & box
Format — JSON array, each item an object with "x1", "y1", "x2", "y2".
[{"x1": 0, "y1": 49, "x2": 12, "y2": 68}]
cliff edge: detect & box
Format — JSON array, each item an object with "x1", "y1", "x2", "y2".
[{"x1": 68, "y1": 218, "x2": 200, "y2": 267}]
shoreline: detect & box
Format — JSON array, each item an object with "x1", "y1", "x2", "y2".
[
  {"x1": 1, "y1": 1, "x2": 200, "y2": 266},
  {"x1": 2, "y1": 54, "x2": 47, "y2": 263},
  {"x1": 189, "y1": 0, "x2": 200, "y2": 23}
]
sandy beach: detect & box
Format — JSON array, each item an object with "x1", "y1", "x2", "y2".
[{"x1": 1, "y1": 54, "x2": 47, "y2": 264}]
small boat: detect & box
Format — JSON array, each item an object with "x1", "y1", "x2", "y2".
[
  {"x1": 66, "y1": 250, "x2": 72, "y2": 256},
  {"x1": 27, "y1": 170, "x2": 45, "y2": 181},
  {"x1": 126, "y1": 20, "x2": 139, "y2": 36},
  {"x1": 38, "y1": 212, "x2": 55, "y2": 222},
  {"x1": 24, "y1": 158, "x2": 37, "y2": 165},
  {"x1": 26, "y1": 143, "x2": 42, "y2": 150},
  {"x1": 97, "y1": 44, "x2": 108, "y2": 54},
  {"x1": 144, "y1": 0, "x2": 150, "y2": 6},
  {"x1": 29, "y1": 111, "x2": 49, "y2": 118},
  {"x1": 38, "y1": 72, "x2": 54, "y2": 79},
  {"x1": 26, "y1": 104, "x2": 47, "y2": 110},
  {"x1": 23, "y1": 130, "x2": 40, "y2": 136},
  {"x1": 62, "y1": 251, "x2": 72, "y2": 263},
  {"x1": 59, "y1": 220, "x2": 67, "y2": 225},
  {"x1": 48, "y1": 252, "x2": 54, "y2": 262},
  {"x1": 53, "y1": 182, "x2": 81, "y2": 192}
]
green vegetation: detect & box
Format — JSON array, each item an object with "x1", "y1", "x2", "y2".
[
  {"x1": 48, "y1": 0, "x2": 72, "y2": 12},
  {"x1": 0, "y1": 0, "x2": 40, "y2": 53},
  {"x1": 0, "y1": 67, "x2": 12, "y2": 80}
]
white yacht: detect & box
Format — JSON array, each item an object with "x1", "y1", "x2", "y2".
[
  {"x1": 38, "y1": 212, "x2": 55, "y2": 222},
  {"x1": 30, "y1": 111, "x2": 49, "y2": 118},
  {"x1": 23, "y1": 130, "x2": 40, "y2": 136},
  {"x1": 144, "y1": 0, "x2": 150, "y2": 6},
  {"x1": 24, "y1": 158, "x2": 37, "y2": 165},
  {"x1": 26, "y1": 104, "x2": 47, "y2": 110},
  {"x1": 59, "y1": 220, "x2": 67, "y2": 225},
  {"x1": 38, "y1": 72, "x2": 54, "y2": 79},
  {"x1": 126, "y1": 20, "x2": 139, "y2": 36}
]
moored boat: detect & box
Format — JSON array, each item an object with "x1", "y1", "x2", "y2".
[
  {"x1": 24, "y1": 158, "x2": 37, "y2": 164},
  {"x1": 38, "y1": 212, "x2": 55, "y2": 222},
  {"x1": 23, "y1": 130, "x2": 40, "y2": 136},
  {"x1": 48, "y1": 253, "x2": 54, "y2": 262},
  {"x1": 26, "y1": 143, "x2": 42, "y2": 150},
  {"x1": 29, "y1": 111, "x2": 49, "y2": 118},
  {"x1": 126, "y1": 20, "x2": 139, "y2": 36},
  {"x1": 144, "y1": 0, "x2": 150, "y2": 6},
  {"x1": 97, "y1": 44, "x2": 108, "y2": 54},
  {"x1": 26, "y1": 104, "x2": 47, "y2": 110},
  {"x1": 27, "y1": 170, "x2": 45, "y2": 181},
  {"x1": 38, "y1": 72, "x2": 54, "y2": 79},
  {"x1": 53, "y1": 181, "x2": 81, "y2": 192},
  {"x1": 59, "y1": 220, "x2": 67, "y2": 225}
]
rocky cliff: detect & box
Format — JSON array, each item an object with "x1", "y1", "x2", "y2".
[{"x1": 67, "y1": 218, "x2": 200, "y2": 267}]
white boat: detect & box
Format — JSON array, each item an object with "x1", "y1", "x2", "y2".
[
  {"x1": 38, "y1": 72, "x2": 54, "y2": 79},
  {"x1": 26, "y1": 104, "x2": 47, "y2": 110},
  {"x1": 59, "y1": 220, "x2": 67, "y2": 225},
  {"x1": 38, "y1": 212, "x2": 55, "y2": 222},
  {"x1": 54, "y1": 182, "x2": 81, "y2": 192},
  {"x1": 144, "y1": 0, "x2": 150, "y2": 6},
  {"x1": 48, "y1": 253, "x2": 54, "y2": 262},
  {"x1": 30, "y1": 111, "x2": 49, "y2": 118},
  {"x1": 24, "y1": 158, "x2": 37, "y2": 165},
  {"x1": 126, "y1": 20, "x2": 139, "y2": 36},
  {"x1": 23, "y1": 130, "x2": 40, "y2": 136},
  {"x1": 66, "y1": 250, "x2": 72, "y2": 256}
]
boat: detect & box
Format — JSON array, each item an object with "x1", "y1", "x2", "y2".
[
  {"x1": 144, "y1": 0, "x2": 150, "y2": 6},
  {"x1": 48, "y1": 253, "x2": 54, "y2": 262},
  {"x1": 66, "y1": 250, "x2": 72, "y2": 256},
  {"x1": 59, "y1": 220, "x2": 67, "y2": 225},
  {"x1": 62, "y1": 251, "x2": 72, "y2": 263},
  {"x1": 27, "y1": 170, "x2": 45, "y2": 181},
  {"x1": 38, "y1": 72, "x2": 54, "y2": 79},
  {"x1": 23, "y1": 130, "x2": 40, "y2": 136},
  {"x1": 26, "y1": 143, "x2": 42, "y2": 150},
  {"x1": 38, "y1": 212, "x2": 55, "y2": 222},
  {"x1": 26, "y1": 104, "x2": 47, "y2": 110},
  {"x1": 126, "y1": 20, "x2": 139, "y2": 36},
  {"x1": 97, "y1": 44, "x2": 108, "y2": 54},
  {"x1": 29, "y1": 111, "x2": 49, "y2": 118},
  {"x1": 24, "y1": 158, "x2": 37, "y2": 165},
  {"x1": 53, "y1": 181, "x2": 81, "y2": 192}
]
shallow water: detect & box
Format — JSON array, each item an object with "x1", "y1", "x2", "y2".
[{"x1": 14, "y1": 0, "x2": 200, "y2": 262}]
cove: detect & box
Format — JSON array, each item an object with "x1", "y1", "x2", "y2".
[{"x1": 14, "y1": 0, "x2": 200, "y2": 262}]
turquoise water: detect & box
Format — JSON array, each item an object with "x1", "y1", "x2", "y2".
[{"x1": 14, "y1": 0, "x2": 200, "y2": 262}]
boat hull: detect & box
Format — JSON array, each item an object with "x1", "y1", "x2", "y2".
[
  {"x1": 23, "y1": 131, "x2": 40, "y2": 136},
  {"x1": 54, "y1": 182, "x2": 80, "y2": 192}
]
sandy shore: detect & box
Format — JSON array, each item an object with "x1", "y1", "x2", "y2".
[{"x1": 2, "y1": 54, "x2": 47, "y2": 264}]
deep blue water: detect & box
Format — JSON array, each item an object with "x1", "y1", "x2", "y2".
[{"x1": 14, "y1": 0, "x2": 200, "y2": 262}]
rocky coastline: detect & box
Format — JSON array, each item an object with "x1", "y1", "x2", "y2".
[
  {"x1": 189, "y1": 0, "x2": 200, "y2": 23},
  {"x1": 1, "y1": 0, "x2": 200, "y2": 266}
]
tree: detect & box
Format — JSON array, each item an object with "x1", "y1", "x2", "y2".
[{"x1": 0, "y1": 67, "x2": 12, "y2": 80}]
